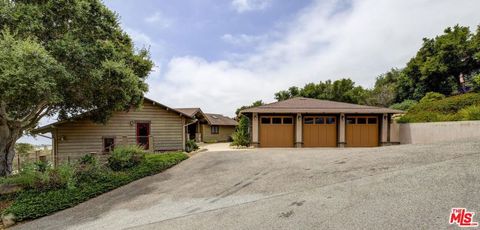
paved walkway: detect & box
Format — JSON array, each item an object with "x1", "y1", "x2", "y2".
[{"x1": 15, "y1": 139, "x2": 480, "y2": 230}]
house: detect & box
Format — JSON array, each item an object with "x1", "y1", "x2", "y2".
[
  {"x1": 176, "y1": 108, "x2": 238, "y2": 143},
  {"x1": 32, "y1": 98, "x2": 192, "y2": 164},
  {"x1": 240, "y1": 97, "x2": 403, "y2": 148}
]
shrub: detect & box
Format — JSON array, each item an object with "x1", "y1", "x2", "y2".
[
  {"x1": 4, "y1": 152, "x2": 188, "y2": 221},
  {"x1": 1, "y1": 162, "x2": 75, "y2": 191},
  {"x1": 419, "y1": 92, "x2": 445, "y2": 104},
  {"x1": 398, "y1": 93, "x2": 480, "y2": 123},
  {"x1": 107, "y1": 145, "x2": 146, "y2": 171},
  {"x1": 458, "y1": 105, "x2": 480, "y2": 120},
  {"x1": 34, "y1": 161, "x2": 51, "y2": 173},
  {"x1": 185, "y1": 140, "x2": 199, "y2": 153},
  {"x1": 389, "y1": 100, "x2": 418, "y2": 111},
  {"x1": 78, "y1": 153, "x2": 98, "y2": 166},
  {"x1": 472, "y1": 74, "x2": 480, "y2": 92},
  {"x1": 74, "y1": 154, "x2": 106, "y2": 185},
  {"x1": 231, "y1": 115, "x2": 250, "y2": 146}
]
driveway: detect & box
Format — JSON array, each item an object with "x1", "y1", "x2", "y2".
[{"x1": 15, "y1": 139, "x2": 480, "y2": 230}]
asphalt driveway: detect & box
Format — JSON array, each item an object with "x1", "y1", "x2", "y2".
[{"x1": 15, "y1": 139, "x2": 480, "y2": 230}]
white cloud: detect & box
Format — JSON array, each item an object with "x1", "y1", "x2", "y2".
[
  {"x1": 231, "y1": 0, "x2": 272, "y2": 13},
  {"x1": 145, "y1": 12, "x2": 173, "y2": 29},
  {"x1": 221, "y1": 33, "x2": 268, "y2": 46},
  {"x1": 151, "y1": 0, "x2": 480, "y2": 117}
]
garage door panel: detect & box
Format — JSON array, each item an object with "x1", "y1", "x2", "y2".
[
  {"x1": 346, "y1": 116, "x2": 379, "y2": 147},
  {"x1": 303, "y1": 116, "x2": 337, "y2": 147},
  {"x1": 259, "y1": 116, "x2": 294, "y2": 147}
]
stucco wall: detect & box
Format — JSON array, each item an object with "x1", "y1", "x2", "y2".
[{"x1": 399, "y1": 120, "x2": 480, "y2": 144}]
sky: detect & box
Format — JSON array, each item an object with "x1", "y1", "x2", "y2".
[{"x1": 20, "y1": 0, "x2": 480, "y2": 145}]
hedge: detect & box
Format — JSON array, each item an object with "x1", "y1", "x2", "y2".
[
  {"x1": 398, "y1": 93, "x2": 480, "y2": 123},
  {"x1": 3, "y1": 152, "x2": 188, "y2": 221}
]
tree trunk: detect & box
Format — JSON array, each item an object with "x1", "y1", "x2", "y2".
[{"x1": 0, "y1": 122, "x2": 20, "y2": 176}]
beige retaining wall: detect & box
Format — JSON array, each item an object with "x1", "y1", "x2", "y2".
[{"x1": 399, "y1": 120, "x2": 480, "y2": 144}]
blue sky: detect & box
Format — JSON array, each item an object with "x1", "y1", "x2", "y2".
[{"x1": 21, "y1": 0, "x2": 480, "y2": 145}]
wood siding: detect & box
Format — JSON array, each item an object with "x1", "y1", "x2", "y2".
[
  {"x1": 201, "y1": 124, "x2": 235, "y2": 142},
  {"x1": 54, "y1": 101, "x2": 184, "y2": 163}
]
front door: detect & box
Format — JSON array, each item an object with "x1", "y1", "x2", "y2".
[{"x1": 136, "y1": 122, "x2": 150, "y2": 149}]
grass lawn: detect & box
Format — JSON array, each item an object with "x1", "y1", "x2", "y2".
[{"x1": 0, "y1": 151, "x2": 188, "y2": 225}]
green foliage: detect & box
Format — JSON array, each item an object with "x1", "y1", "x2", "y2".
[
  {"x1": 366, "y1": 69, "x2": 400, "y2": 107},
  {"x1": 107, "y1": 145, "x2": 146, "y2": 171},
  {"x1": 396, "y1": 25, "x2": 480, "y2": 101},
  {"x1": 3, "y1": 153, "x2": 188, "y2": 221},
  {"x1": 236, "y1": 100, "x2": 265, "y2": 115},
  {"x1": 34, "y1": 161, "x2": 50, "y2": 173},
  {"x1": 185, "y1": 140, "x2": 199, "y2": 153},
  {"x1": 472, "y1": 73, "x2": 480, "y2": 91},
  {"x1": 274, "y1": 78, "x2": 369, "y2": 104},
  {"x1": 458, "y1": 105, "x2": 480, "y2": 120},
  {"x1": 0, "y1": 162, "x2": 75, "y2": 191},
  {"x1": 14, "y1": 143, "x2": 34, "y2": 157},
  {"x1": 419, "y1": 92, "x2": 446, "y2": 104},
  {"x1": 231, "y1": 116, "x2": 250, "y2": 146},
  {"x1": 78, "y1": 153, "x2": 98, "y2": 166},
  {"x1": 397, "y1": 93, "x2": 480, "y2": 123},
  {"x1": 389, "y1": 100, "x2": 418, "y2": 111}
]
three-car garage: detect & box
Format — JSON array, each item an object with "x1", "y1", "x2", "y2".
[{"x1": 242, "y1": 97, "x2": 403, "y2": 148}]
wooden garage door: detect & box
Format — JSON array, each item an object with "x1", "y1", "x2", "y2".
[
  {"x1": 303, "y1": 116, "x2": 337, "y2": 147},
  {"x1": 259, "y1": 116, "x2": 294, "y2": 147},
  {"x1": 346, "y1": 116, "x2": 378, "y2": 147}
]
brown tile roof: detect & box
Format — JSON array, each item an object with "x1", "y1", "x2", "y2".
[
  {"x1": 175, "y1": 108, "x2": 201, "y2": 117},
  {"x1": 205, "y1": 113, "x2": 238, "y2": 126},
  {"x1": 240, "y1": 97, "x2": 404, "y2": 114}
]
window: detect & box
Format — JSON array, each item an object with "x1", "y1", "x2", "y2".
[
  {"x1": 368, "y1": 118, "x2": 377, "y2": 124},
  {"x1": 357, "y1": 118, "x2": 367, "y2": 124},
  {"x1": 211, "y1": 125, "x2": 219, "y2": 134},
  {"x1": 326, "y1": 117, "x2": 336, "y2": 124},
  {"x1": 272, "y1": 117, "x2": 282, "y2": 124},
  {"x1": 103, "y1": 137, "x2": 115, "y2": 153},
  {"x1": 346, "y1": 117, "x2": 356, "y2": 124},
  {"x1": 261, "y1": 117, "x2": 271, "y2": 124},
  {"x1": 283, "y1": 117, "x2": 293, "y2": 124},
  {"x1": 315, "y1": 117, "x2": 324, "y2": 124},
  {"x1": 304, "y1": 117, "x2": 314, "y2": 124}
]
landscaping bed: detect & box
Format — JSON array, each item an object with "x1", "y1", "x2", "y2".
[
  {"x1": 0, "y1": 146, "x2": 188, "y2": 226},
  {"x1": 397, "y1": 93, "x2": 480, "y2": 123}
]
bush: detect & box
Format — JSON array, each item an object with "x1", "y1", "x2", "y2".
[
  {"x1": 74, "y1": 154, "x2": 106, "y2": 185},
  {"x1": 185, "y1": 140, "x2": 199, "y2": 153},
  {"x1": 107, "y1": 145, "x2": 146, "y2": 171},
  {"x1": 389, "y1": 100, "x2": 418, "y2": 111},
  {"x1": 472, "y1": 74, "x2": 480, "y2": 92},
  {"x1": 4, "y1": 152, "x2": 188, "y2": 221},
  {"x1": 231, "y1": 115, "x2": 250, "y2": 146},
  {"x1": 458, "y1": 105, "x2": 480, "y2": 120},
  {"x1": 0, "y1": 162, "x2": 75, "y2": 191},
  {"x1": 398, "y1": 93, "x2": 480, "y2": 123},
  {"x1": 419, "y1": 92, "x2": 445, "y2": 104}
]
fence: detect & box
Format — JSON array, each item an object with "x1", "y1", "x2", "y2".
[{"x1": 12, "y1": 149, "x2": 53, "y2": 172}]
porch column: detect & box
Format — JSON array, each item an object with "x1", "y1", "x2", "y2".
[
  {"x1": 195, "y1": 122, "x2": 201, "y2": 142},
  {"x1": 252, "y1": 113, "x2": 259, "y2": 147},
  {"x1": 182, "y1": 117, "x2": 186, "y2": 150},
  {"x1": 338, "y1": 113, "x2": 346, "y2": 147},
  {"x1": 295, "y1": 113, "x2": 302, "y2": 148},
  {"x1": 381, "y1": 113, "x2": 389, "y2": 146}
]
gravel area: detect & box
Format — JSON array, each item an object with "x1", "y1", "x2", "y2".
[{"x1": 14, "y1": 139, "x2": 480, "y2": 230}]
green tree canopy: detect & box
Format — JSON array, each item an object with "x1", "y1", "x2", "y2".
[
  {"x1": 396, "y1": 25, "x2": 480, "y2": 101},
  {"x1": 0, "y1": 0, "x2": 153, "y2": 176},
  {"x1": 236, "y1": 100, "x2": 265, "y2": 115},
  {"x1": 274, "y1": 78, "x2": 369, "y2": 104}
]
